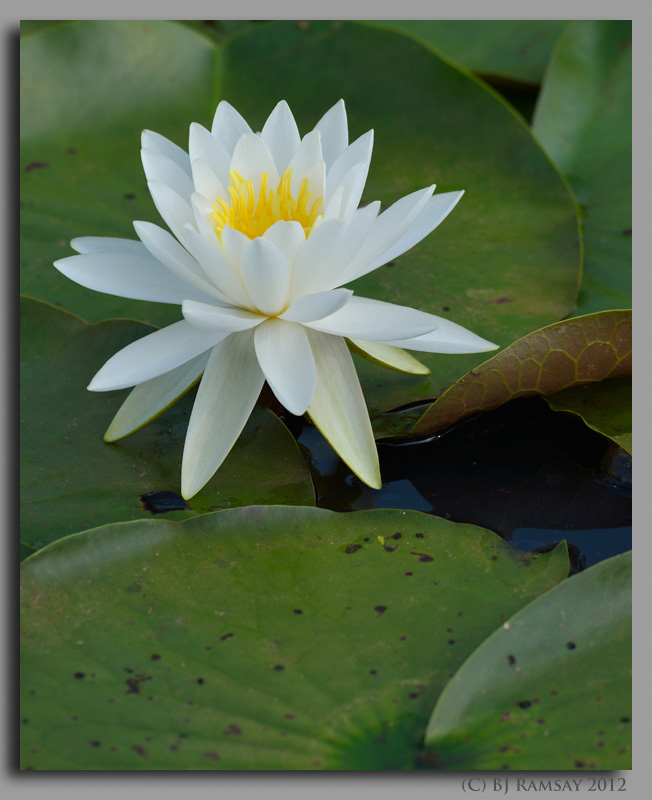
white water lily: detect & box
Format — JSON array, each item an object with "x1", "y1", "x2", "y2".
[{"x1": 55, "y1": 99, "x2": 497, "y2": 499}]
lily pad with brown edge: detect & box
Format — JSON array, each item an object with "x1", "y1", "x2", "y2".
[
  {"x1": 21, "y1": 20, "x2": 580, "y2": 416},
  {"x1": 543, "y1": 377, "x2": 632, "y2": 455},
  {"x1": 20, "y1": 297, "x2": 315, "y2": 550},
  {"x1": 423, "y1": 551, "x2": 631, "y2": 770},
  {"x1": 410, "y1": 310, "x2": 631, "y2": 439},
  {"x1": 20, "y1": 506, "x2": 570, "y2": 770},
  {"x1": 533, "y1": 21, "x2": 632, "y2": 316}
]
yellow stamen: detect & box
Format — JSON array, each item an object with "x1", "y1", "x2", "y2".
[{"x1": 210, "y1": 168, "x2": 323, "y2": 242}]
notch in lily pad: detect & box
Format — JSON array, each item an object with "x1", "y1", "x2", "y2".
[{"x1": 140, "y1": 490, "x2": 190, "y2": 514}]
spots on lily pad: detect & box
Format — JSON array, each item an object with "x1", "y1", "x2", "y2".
[
  {"x1": 374, "y1": 605, "x2": 387, "y2": 617},
  {"x1": 125, "y1": 673, "x2": 152, "y2": 695},
  {"x1": 344, "y1": 544, "x2": 362, "y2": 554},
  {"x1": 25, "y1": 160, "x2": 49, "y2": 172},
  {"x1": 204, "y1": 751, "x2": 220, "y2": 761},
  {"x1": 223, "y1": 723, "x2": 242, "y2": 736},
  {"x1": 410, "y1": 552, "x2": 434, "y2": 563}
]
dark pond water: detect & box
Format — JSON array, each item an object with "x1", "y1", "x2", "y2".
[{"x1": 293, "y1": 397, "x2": 632, "y2": 574}]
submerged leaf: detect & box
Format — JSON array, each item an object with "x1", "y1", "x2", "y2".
[
  {"x1": 413, "y1": 310, "x2": 631, "y2": 437},
  {"x1": 544, "y1": 377, "x2": 632, "y2": 455}
]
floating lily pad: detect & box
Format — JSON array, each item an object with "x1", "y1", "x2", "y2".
[
  {"x1": 424, "y1": 551, "x2": 631, "y2": 770},
  {"x1": 533, "y1": 21, "x2": 632, "y2": 315},
  {"x1": 21, "y1": 19, "x2": 580, "y2": 415},
  {"x1": 412, "y1": 310, "x2": 631, "y2": 438},
  {"x1": 20, "y1": 20, "x2": 216, "y2": 328},
  {"x1": 20, "y1": 297, "x2": 314, "y2": 549},
  {"x1": 20, "y1": 507, "x2": 569, "y2": 770},
  {"x1": 371, "y1": 20, "x2": 567, "y2": 84},
  {"x1": 544, "y1": 377, "x2": 632, "y2": 455}
]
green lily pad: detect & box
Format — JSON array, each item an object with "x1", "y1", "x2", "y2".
[
  {"x1": 533, "y1": 21, "x2": 632, "y2": 315},
  {"x1": 20, "y1": 507, "x2": 569, "y2": 770},
  {"x1": 20, "y1": 20, "x2": 216, "y2": 328},
  {"x1": 424, "y1": 551, "x2": 631, "y2": 770},
  {"x1": 20, "y1": 297, "x2": 314, "y2": 549},
  {"x1": 371, "y1": 20, "x2": 567, "y2": 84},
  {"x1": 412, "y1": 310, "x2": 631, "y2": 438},
  {"x1": 21, "y1": 20, "x2": 580, "y2": 416},
  {"x1": 544, "y1": 377, "x2": 632, "y2": 455}
]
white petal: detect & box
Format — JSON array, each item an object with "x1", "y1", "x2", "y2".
[
  {"x1": 70, "y1": 237, "x2": 146, "y2": 256},
  {"x1": 347, "y1": 340, "x2": 430, "y2": 375},
  {"x1": 313, "y1": 99, "x2": 348, "y2": 171},
  {"x1": 229, "y1": 133, "x2": 280, "y2": 187},
  {"x1": 182, "y1": 300, "x2": 264, "y2": 332},
  {"x1": 322, "y1": 184, "x2": 344, "y2": 220},
  {"x1": 148, "y1": 179, "x2": 196, "y2": 248},
  {"x1": 184, "y1": 226, "x2": 254, "y2": 309},
  {"x1": 191, "y1": 158, "x2": 227, "y2": 204},
  {"x1": 188, "y1": 122, "x2": 232, "y2": 188},
  {"x1": 325, "y1": 130, "x2": 373, "y2": 203},
  {"x1": 104, "y1": 353, "x2": 209, "y2": 441},
  {"x1": 210, "y1": 101, "x2": 253, "y2": 154},
  {"x1": 262, "y1": 220, "x2": 306, "y2": 265},
  {"x1": 53, "y1": 252, "x2": 214, "y2": 305},
  {"x1": 382, "y1": 320, "x2": 499, "y2": 354},
  {"x1": 306, "y1": 329, "x2": 380, "y2": 489},
  {"x1": 141, "y1": 130, "x2": 191, "y2": 178},
  {"x1": 337, "y1": 185, "x2": 435, "y2": 283},
  {"x1": 220, "y1": 225, "x2": 250, "y2": 274},
  {"x1": 181, "y1": 330, "x2": 264, "y2": 498},
  {"x1": 254, "y1": 318, "x2": 316, "y2": 416},
  {"x1": 240, "y1": 237, "x2": 292, "y2": 316},
  {"x1": 141, "y1": 149, "x2": 195, "y2": 202},
  {"x1": 320, "y1": 201, "x2": 381, "y2": 288},
  {"x1": 350, "y1": 191, "x2": 464, "y2": 280},
  {"x1": 336, "y1": 160, "x2": 369, "y2": 222},
  {"x1": 286, "y1": 130, "x2": 324, "y2": 195},
  {"x1": 305, "y1": 296, "x2": 438, "y2": 341},
  {"x1": 261, "y1": 100, "x2": 301, "y2": 174},
  {"x1": 190, "y1": 192, "x2": 221, "y2": 243},
  {"x1": 280, "y1": 288, "x2": 353, "y2": 323},
  {"x1": 88, "y1": 320, "x2": 227, "y2": 391},
  {"x1": 290, "y1": 218, "x2": 347, "y2": 300},
  {"x1": 133, "y1": 220, "x2": 226, "y2": 301}
]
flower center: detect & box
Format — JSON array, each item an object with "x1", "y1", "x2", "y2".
[{"x1": 210, "y1": 168, "x2": 323, "y2": 242}]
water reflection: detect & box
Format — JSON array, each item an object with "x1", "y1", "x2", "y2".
[{"x1": 295, "y1": 396, "x2": 631, "y2": 573}]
